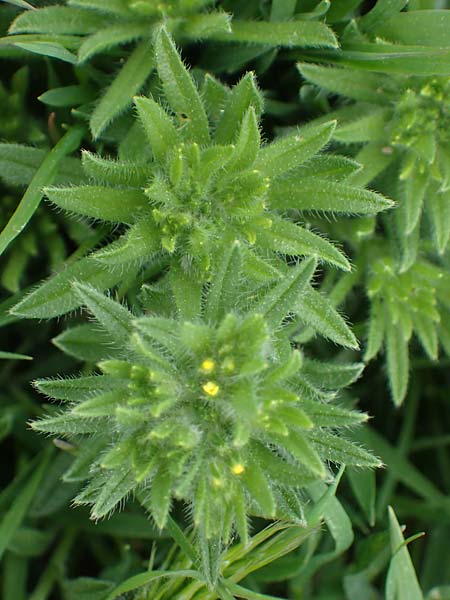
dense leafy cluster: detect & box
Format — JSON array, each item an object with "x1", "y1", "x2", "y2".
[
  {"x1": 33, "y1": 263, "x2": 377, "y2": 545},
  {"x1": 1, "y1": 1, "x2": 450, "y2": 599}
]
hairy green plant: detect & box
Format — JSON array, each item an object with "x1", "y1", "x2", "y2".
[
  {"x1": 299, "y1": 64, "x2": 450, "y2": 265},
  {"x1": 32, "y1": 252, "x2": 379, "y2": 547},
  {"x1": 10, "y1": 28, "x2": 392, "y2": 321},
  {"x1": 2, "y1": 2, "x2": 449, "y2": 599}
]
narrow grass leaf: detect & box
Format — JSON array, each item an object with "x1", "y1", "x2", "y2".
[
  {"x1": 0, "y1": 126, "x2": 84, "y2": 256},
  {"x1": 90, "y1": 39, "x2": 154, "y2": 139},
  {"x1": 0, "y1": 449, "x2": 51, "y2": 560}
]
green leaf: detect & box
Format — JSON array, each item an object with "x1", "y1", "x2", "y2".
[
  {"x1": 251, "y1": 258, "x2": 316, "y2": 328},
  {"x1": 155, "y1": 27, "x2": 209, "y2": 146},
  {"x1": 39, "y1": 84, "x2": 94, "y2": 107},
  {"x1": 296, "y1": 287, "x2": 359, "y2": 349},
  {"x1": 227, "y1": 107, "x2": 260, "y2": 171},
  {"x1": 149, "y1": 467, "x2": 173, "y2": 529},
  {"x1": 302, "y1": 359, "x2": 364, "y2": 389},
  {"x1": 91, "y1": 221, "x2": 159, "y2": 266},
  {"x1": 385, "y1": 322, "x2": 409, "y2": 406},
  {"x1": 90, "y1": 469, "x2": 137, "y2": 520},
  {"x1": 398, "y1": 170, "x2": 428, "y2": 235},
  {"x1": 258, "y1": 217, "x2": 351, "y2": 271},
  {"x1": 32, "y1": 414, "x2": 101, "y2": 435},
  {"x1": 68, "y1": 0, "x2": 131, "y2": 17},
  {"x1": 386, "y1": 507, "x2": 424, "y2": 600},
  {"x1": 45, "y1": 185, "x2": 148, "y2": 223},
  {"x1": 347, "y1": 468, "x2": 376, "y2": 526},
  {"x1": 11, "y1": 256, "x2": 126, "y2": 318},
  {"x1": 78, "y1": 23, "x2": 148, "y2": 62},
  {"x1": 298, "y1": 44, "x2": 450, "y2": 76},
  {"x1": 371, "y1": 10, "x2": 450, "y2": 47},
  {"x1": 0, "y1": 450, "x2": 51, "y2": 560},
  {"x1": 34, "y1": 375, "x2": 118, "y2": 402},
  {"x1": 72, "y1": 283, "x2": 132, "y2": 345},
  {"x1": 134, "y1": 95, "x2": 180, "y2": 163},
  {"x1": 9, "y1": 6, "x2": 104, "y2": 35},
  {"x1": 91, "y1": 219, "x2": 159, "y2": 264},
  {"x1": 105, "y1": 570, "x2": 204, "y2": 600},
  {"x1": 242, "y1": 461, "x2": 276, "y2": 517},
  {"x1": 308, "y1": 432, "x2": 381, "y2": 467},
  {"x1": 255, "y1": 121, "x2": 336, "y2": 178},
  {"x1": 2, "y1": 0, "x2": 34, "y2": 8},
  {"x1": 302, "y1": 400, "x2": 368, "y2": 428},
  {"x1": 12, "y1": 41, "x2": 78, "y2": 63},
  {"x1": 299, "y1": 63, "x2": 393, "y2": 104},
  {"x1": 364, "y1": 299, "x2": 385, "y2": 361},
  {"x1": 0, "y1": 127, "x2": 84, "y2": 257},
  {"x1": 269, "y1": 177, "x2": 393, "y2": 214},
  {"x1": 427, "y1": 187, "x2": 450, "y2": 255},
  {"x1": 305, "y1": 477, "x2": 354, "y2": 574},
  {"x1": 169, "y1": 264, "x2": 202, "y2": 321},
  {"x1": 0, "y1": 351, "x2": 32, "y2": 360},
  {"x1": 273, "y1": 432, "x2": 326, "y2": 477},
  {"x1": 90, "y1": 39, "x2": 154, "y2": 139},
  {"x1": 296, "y1": 155, "x2": 362, "y2": 182},
  {"x1": 211, "y1": 19, "x2": 338, "y2": 48},
  {"x1": 214, "y1": 72, "x2": 263, "y2": 144},
  {"x1": 205, "y1": 238, "x2": 242, "y2": 322},
  {"x1": 0, "y1": 144, "x2": 84, "y2": 188},
  {"x1": 81, "y1": 150, "x2": 148, "y2": 188},
  {"x1": 359, "y1": 0, "x2": 408, "y2": 32},
  {"x1": 53, "y1": 323, "x2": 116, "y2": 362},
  {"x1": 334, "y1": 108, "x2": 390, "y2": 143},
  {"x1": 178, "y1": 12, "x2": 232, "y2": 40},
  {"x1": 270, "y1": 0, "x2": 297, "y2": 21}
]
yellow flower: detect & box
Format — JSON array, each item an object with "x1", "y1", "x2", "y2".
[
  {"x1": 202, "y1": 381, "x2": 219, "y2": 396},
  {"x1": 231, "y1": 463, "x2": 245, "y2": 475}
]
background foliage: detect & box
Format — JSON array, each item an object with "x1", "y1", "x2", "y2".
[{"x1": 1, "y1": 1, "x2": 450, "y2": 599}]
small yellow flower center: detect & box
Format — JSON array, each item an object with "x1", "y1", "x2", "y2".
[
  {"x1": 231, "y1": 463, "x2": 245, "y2": 475},
  {"x1": 200, "y1": 358, "x2": 215, "y2": 373},
  {"x1": 202, "y1": 381, "x2": 219, "y2": 396}
]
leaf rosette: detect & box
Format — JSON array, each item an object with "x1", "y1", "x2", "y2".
[
  {"x1": 32, "y1": 254, "x2": 378, "y2": 544},
  {"x1": 12, "y1": 29, "x2": 391, "y2": 320}
]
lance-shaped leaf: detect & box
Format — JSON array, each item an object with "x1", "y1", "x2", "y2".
[
  {"x1": 53, "y1": 323, "x2": 116, "y2": 362},
  {"x1": 90, "y1": 39, "x2": 154, "y2": 139},
  {"x1": 255, "y1": 121, "x2": 336, "y2": 178},
  {"x1": 214, "y1": 72, "x2": 263, "y2": 144},
  {"x1": 226, "y1": 107, "x2": 260, "y2": 171},
  {"x1": 81, "y1": 150, "x2": 149, "y2": 188},
  {"x1": 92, "y1": 220, "x2": 159, "y2": 266},
  {"x1": 307, "y1": 432, "x2": 381, "y2": 468},
  {"x1": 258, "y1": 217, "x2": 351, "y2": 272},
  {"x1": 251, "y1": 257, "x2": 317, "y2": 329},
  {"x1": 34, "y1": 375, "x2": 119, "y2": 402},
  {"x1": 211, "y1": 19, "x2": 338, "y2": 48},
  {"x1": 72, "y1": 283, "x2": 133, "y2": 345},
  {"x1": 296, "y1": 287, "x2": 359, "y2": 349},
  {"x1": 155, "y1": 27, "x2": 209, "y2": 146},
  {"x1": 385, "y1": 322, "x2": 409, "y2": 407},
  {"x1": 299, "y1": 63, "x2": 393, "y2": 104},
  {"x1": 273, "y1": 432, "x2": 326, "y2": 478},
  {"x1": 45, "y1": 186, "x2": 148, "y2": 223},
  {"x1": 11, "y1": 256, "x2": 127, "y2": 319},
  {"x1": 205, "y1": 238, "x2": 242, "y2": 322},
  {"x1": 269, "y1": 177, "x2": 393, "y2": 214},
  {"x1": 78, "y1": 23, "x2": 149, "y2": 62},
  {"x1": 134, "y1": 96, "x2": 181, "y2": 163}
]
